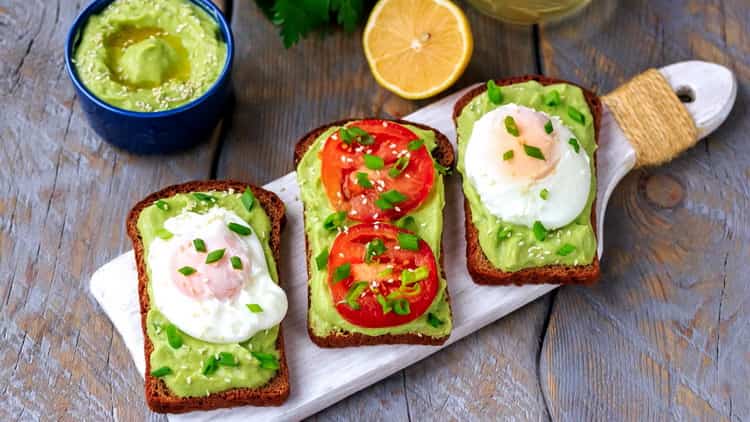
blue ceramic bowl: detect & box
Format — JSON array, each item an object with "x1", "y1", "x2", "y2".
[{"x1": 65, "y1": 0, "x2": 234, "y2": 154}]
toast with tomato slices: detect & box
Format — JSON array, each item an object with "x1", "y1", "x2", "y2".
[
  {"x1": 295, "y1": 119, "x2": 454, "y2": 347},
  {"x1": 453, "y1": 75, "x2": 601, "y2": 285}
]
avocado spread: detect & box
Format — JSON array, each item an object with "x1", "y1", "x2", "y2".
[
  {"x1": 137, "y1": 192, "x2": 279, "y2": 397},
  {"x1": 73, "y1": 0, "x2": 227, "y2": 112},
  {"x1": 297, "y1": 125, "x2": 452, "y2": 338},
  {"x1": 457, "y1": 81, "x2": 597, "y2": 272}
]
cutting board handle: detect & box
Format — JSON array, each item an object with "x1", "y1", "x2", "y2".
[{"x1": 602, "y1": 61, "x2": 736, "y2": 168}]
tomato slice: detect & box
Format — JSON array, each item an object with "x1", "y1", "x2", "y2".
[
  {"x1": 320, "y1": 119, "x2": 435, "y2": 222},
  {"x1": 327, "y1": 223, "x2": 439, "y2": 328}
]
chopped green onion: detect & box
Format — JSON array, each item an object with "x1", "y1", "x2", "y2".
[
  {"x1": 356, "y1": 172, "x2": 373, "y2": 188},
  {"x1": 568, "y1": 106, "x2": 585, "y2": 124},
  {"x1": 241, "y1": 187, "x2": 255, "y2": 212},
  {"x1": 376, "y1": 294, "x2": 392, "y2": 314},
  {"x1": 156, "y1": 228, "x2": 173, "y2": 240},
  {"x1": 377, "y1": 267, "x2": 393, "y2": 278},
  {"x1": 178, "y1": 266, "x2": 196, "y2": 276},
  {"x1": 155, "y1": 200, "x2": 169, "y2": 211},
  {"x1": 364, "y1": 154, "x2": 384, "y2": 170},
  {"x1": 345, "y1": 281, "x2": 368, "y2": 310},
  {"x1": 202, "y1": 356, "x2": 219, "y2": 375},
  {"x1": 230, "y1": 256, "x2": 243, "y2": 270},
  {"x1": 532, "y1": 221, "x2": 548, "y2": 241},
  {"x1": 340, "y1": 126, "x2": 374, "y2": 146},
  {"x1": 504, "y1": 116, "x2": 520, "y2": 136},
  {"x1": 381, "y1": 190, "x2": 406, "y2": 204},
  {"x1": 388, "y1": 155, "x2": 410, "y2": 178},
  {"x1": 150, "y1": 366, "x2": 172, "y2": 378},
  {"x1": 543, "y1": 90, "x2": 561, "y2": 106},
  {"x1": 523, "y1": 144, "x2": 546, "y2": 160},
  {"x1": 557, "y1": 244, "x2": 576, "y2": 256},
  {"x1": 568, "y1": 138, "x2": 580, "y2": 153},
  {"x1": 205, "y1": 248, "x2": 226, "y2": 264},
  {"x1": 375, "y1": 198, "x2": 393, "y2": 210},
  {"x1": 218, "y1": 352, "x2": 238, "y2": 367},
  {"x1": 540, "y1": 188, "x2": 549, "y2": 200},
  {"x1": 364, "y1": 238, "x2": 387, "y2": 263},
  {"x1": 395, "y1": 215, "x2": 416, "y2": 230},
  {"x1": 487, "y1": 80, "x2": 503, "y2": 104},
  {"x1": 333, "y1": 263, "x2": 351, "y2": 283},
  {"x1": 397, "y1": 232, "x2": 419, "y2": 251},
  {"x1": 247, "y1": 303, "x2": 263, "y2": 313},
  {"x1": 192, "y1": 192, "x2": 215, "y2": 202},
  {"x1": 228, "y1": 222, "x2": 252, "y2": 236},
  {"x1": 193, "y1": 238, "x2": 206, "y2": 252},
  {"x1": 401, "y1": 266, "x2": 428, "y2": 283},
  {"x1": 502, "y1": 150, "x2": 514, "y2": 161},
  {"x1": 427, "y1": 313, "x2": 444, "y2": 328},
  {"x1": 407, "y1": 139, "x2": 424, "y2": 151},
  {"x1": 251, "y1": 352, "x2": 280, "y2": 370},
  {"x1": 544, "y1": 120, "x2": 553, "y2": 134},
  {"x1": 315, "y1": 248, "x2": 329, "y2": 270},
  {"x1": 165, "y1": 324, "x2": 182, "y2": 349},
  {"x1": 323, "y1": 211, "x2": 347, "y2": 232},
  {"x1": 392, "y1": 298, "x2": 410, "y2": 315},
  {"x1": 497, "y1": 226, "x2": 512, "y2": 241}
]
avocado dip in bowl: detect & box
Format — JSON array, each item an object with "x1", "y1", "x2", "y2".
[{"x1": 65, "y1": 0, "x2": 234, "y2": 154}]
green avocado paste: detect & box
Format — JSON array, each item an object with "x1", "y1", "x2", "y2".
[
  {"x1": 137, "y1": 192, "x2": 280, "y2": 397},
  {"x1": 73, "y1": 0, "x2": 227, "y2": 112},
  {"x1": 297, "y1": 125, "x2": 453, "y2": 339},
  {"x1": 456, "y1": 81, "x2": 597, "y2": 272}
]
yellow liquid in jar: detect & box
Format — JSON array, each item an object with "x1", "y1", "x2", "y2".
[{"x1": 466, "y1": 0, "x2": 591, "y2": 24}]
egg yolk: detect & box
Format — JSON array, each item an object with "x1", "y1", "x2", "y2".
[
  {"x1": 169, "y1": 232, "x2": 249, "y2": 301},
  {"x1": 496, "y1": 108, "x2": 560, "y2": 181}
]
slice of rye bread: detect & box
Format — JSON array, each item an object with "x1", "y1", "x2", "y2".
[
  {"x1": 453, "y1": 75, "x2": 601, "y2": 286},
  {"x1": 294, "y1": 119, "x2": 454, "y2": 347},
  {"x1": 126, "y1": 180, "x2": 290, "y2": 413}
]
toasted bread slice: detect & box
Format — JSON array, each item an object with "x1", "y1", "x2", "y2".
[
  {"x1": 126, "y1": 180, "x2": 290, "y2": 413},
  {"x1": 453, "y1": 76, "x2": 601, "y2": 286},
  {"x1": 295, "y1": 119, "x2": 454, "y2": 347}
]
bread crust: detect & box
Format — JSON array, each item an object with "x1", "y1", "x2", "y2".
[
  {"x1": 126, "y1": 180, "x2": 290, "y2": 413},
  {"x1": 453, "y1": 75, "x2": 602, "y2": 286},
  {"x1": 295, "y1": 119, "x2": 454, "y2": 347}
]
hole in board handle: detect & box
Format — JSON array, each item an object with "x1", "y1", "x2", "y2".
[{"x1": 676, "y1": 86, "x2": 695, "y2": 103}]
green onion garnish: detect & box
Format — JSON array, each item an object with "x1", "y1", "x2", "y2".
[
  {"x1": 504, "y1": 116, "x2": 520, "y2": 136},
  {"x1": 230, "y1": 256, "x2": 243, "y2": 270},
  {"x1": 392, "y1": 298, "x2": 410, "y2": 315},
  {"x1": 544, "y1": 120, "x2": 553, "y2": 134},
  {"x1": 532, "y1": 221, "x2": 547, "y2": 241},
  {"x1": 247, "y1": 303, "x2": 263, "y2": 313},
  {"x1": 397, "y1": 232, "x2": 419, "y2": 251},
  {"x1": 364, "y1": 238, "x2": 387, "y2": 263},
  {"x1": 543, "y1": 90, "x2": 561, "y2": 106},
  {"x1": 381, "y1": 190, "x2": 406, "y2": 204},
  {"x1": 356, "y1": 172, "x2": 373, "y2": 188},
  {"x1": 165, "y1": 324, "x2": 182, "y2": 349},
  {"x1": 315, "y1": 248, "x2": 329, "y2": 270},
  {"x1": 178, "y1": 266, "x2": 196, "y2": 276},
  {"x1": 376, "y1": 294, "x2": 392, "y2": 314},
  {"x1": 377, "y1": 267, "x2": 393, "y2": 278},
  {"x1": 497, "y1": 226, "x2": 512, "y2": 241},
  {"x1": 388, "y1": 155, "x2": 410, "y2": 178},
  {"x1": 540, "y1": 188, "x2": 549, "y2": 200},
  {"x1": 323, "y1": 211, "x2": 347, "y2": 231},
  {"x1": 340, "y1": 126, "x2": 374, "y2": 146},
  {"x1": 205, "y1": 248, "x2": 226, "y2": 264},
  {"x1": 395, "y1": 215, "x2": 416, "y2": 230},
  {"x1": 241, "y1": 187, "x2": 255, "y2": 212},
  {"x1": 228, "y1": 222, "x2": 252, "y2": 236},
  {"x1": 557, "y1": 244, "x2": 576, "y2": 256},
  {"x1": 407, "y1": 139, "x2": 424, "y2": 151},
  {"x1": 568, "y1": 138, "x2": 580, "y2": 153},
  {"x1": 503, "y1": 150, "x2": 514, "y2": 161},
  {"x1": 193, "y1": 238, "x2": 206, "y2": 252},
  {"x1": 401, "y1": 266, "x2": 428, "y2": 283},
  {"x1": 150, "y1": 366, "x2": 172, "y2": 378},
  {"x1": 251, "y1": 352, "x2": 280, "y2": 370},
  {"x1": 568, "y1": 106, "x2": 585, "y2": 124},
  {"x1": 192, "y1": 192, "x2": 215, "y2": 202},
  {"x1": 155, "y1": 200, "x2": 169, "y2": 211},
  {"x1": 434, "y1": 162, "x2": 451, "y2": 175},
  {"x1": 333, "y1": 263, "x2": 351, "y2": 283},
  {"x1": 523, "y1": 144, "x2": 546, "y2": 160},
  {"x1": 427, "y1": 313, "x2": 444, "y2": 328},
  {"x1": 202, "y1": 356, "x2": 219, "y2": 375},
  {"x1": 345, "y1": 281, "x2": 368, "y2": 310},
  {"x1": 218, "y1": 352, "x2": 238, "y2": 367},
  {"x1": 375, "y1": 198, "x2": 393, "y2": 210},
  {"x1": 487, "y1": 80, "x2": 503, "y2": 104},
  {"x1": 156, "y1": 228, "x2": 173, "y2": 240},
  {"x1": 364, "y1": 154, "x2": 384, "y2": 170}
]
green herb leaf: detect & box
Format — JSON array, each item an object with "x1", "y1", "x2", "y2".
[
  {"x1": 218, "y1": 352, "x2": 238, "y2": 367},
  {"x1": 497, "y1": 226, "x2": 512, "y2": 241},
  {"x1": 155, "y1": 200, "x2": 169, "y2": 211},
  {"x1": 376, "y1": 294, "x2": 392, "y2": 314},
  {"x1": 364, "y1": 238, "x2": 387, "y2": 263},
  {"x1": 487, "y1": 80, "x2": 503, "y2": 104},
  {"x1": 543, "y1": 90, "x2": 561, "y2": 106},
  {"x1": 356, "y1": 172, "x2": 373, "y2": 188},
  {"x1": 503, "y1": 150, "x2": 514, "y2": 161},
  {"x1": 375, "y1": 198, "x2": 393, "y2": 210},
  {"x1": 150, "y1": 366, "x2": 172, "y2": 378},
  {"x1": 202, "y1": 356, "x2": 219, "y2": 375},
  {"x1": 241, "y1": 187, "x2": 255, "y2": 212},
  {"x1": 230, "y1": 256, "x2": 243, "y2": 270},
  {"x1": 540, "y1": 188, "x2": 549, "y2": 200},
  {"x1": 156, "y1": 228, "x2": 173, "y2": 240},
  {"x1": 247, "y1": 303, "x2": 263, "y2": 313},
  {"x1": 434, "y1": 162, "x2": 451, "y2": 175},
  {"x1": 205, "y1": 248, "x2": 226, "y2": 264},
  {"x1": 532, "y1": 221, "x2": 547, "y2": 241},
  {"x1": 323, "y1": 211, "x2": 347, "y2": 231},
  {"x1": 345, "y1": 281, "x2": 368, "y2": 310},
  {"x1": 193, "y1": 238, "x2": 206, "y2": 252},
  {"x1": 315, "y1": 247, "x2": 329, "y2": 270},
  {"x1": 568, "y1": 106, "x2": 585, "y2": 124},
  {"x1": 228, "y1": 222, "x2": 252, "y2": 236},
  {"x1": 340, "y1": 126, "x2": 374, "y2": 146},
  {"x1": 388, "y1": 155, "x2": 410, "y2": 178},
  {"x1": 364, "y1": 154, "x2": 384, "y2": 170},
  {"x1": 504, "y1": 116, "x2": 520, "y2": 136},
  {"x1": 407, "y1": 139, "x2": 424, "y2": 151},
  {"x1": 568, "y1": 138, "x2": 580, "y2": 153},
  {"x1": 165, "y1": 324, "x2": 182, "y2": 349},
  {"x1": 392, "y1": 298, "x2": 410, "y2": 315},
  {"x1": 427, "y1": 313, "x2": 443, "y2": 328},
  {"x1": 192, "y1": 192, "x2": 215, "y2": 202},
  {"x1": 263, "y1": 0, "x2": 366, "y2": 48},
  {"x1": 397, "y1": 232, "x2": 419, "y2": 251},
  {"x1": 523, "y1": 144, "x2": 546, "y2": 160},
  {"x1": 401, "y1": 266, "x2": 428, "y2": 283},
  {"x1": 333, "y1": 262, "x2": 351, "y2": 283},
  {"x1": 544, "y1": 120, "x2": 553, "y2": 134},
  {"x1": 395, "y1": 215, "x2": 416, "y2": 230},
  {"x1": 381, "y1": 189, "x2": 406, "y2": 204},
  {"x1": 557, "y1": 244, "x2": 576, "y2": 256},
  {"x1": 251, "y1": 351, "x2": 280, "y2": 370},
  {"x1": 178, "y1": 266, "x2": 196, "y2": 276}
]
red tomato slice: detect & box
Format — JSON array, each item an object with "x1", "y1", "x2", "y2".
[
  {"x1": 320, "y1": 119, "x2": 435, "y2": 222},
  {"x1": 327, "y1": 223, "x2": 439, "y2": 328}
]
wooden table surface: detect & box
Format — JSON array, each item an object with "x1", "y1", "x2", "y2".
[{"x1": 2, "y1": 0, "x2": 748, "y2": 420}]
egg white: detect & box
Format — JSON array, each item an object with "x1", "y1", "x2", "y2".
[
  {"x1": 465, "y1": 104, "x2": 592, "y2": 230},
  {"x1": 148, "y1": 207, "x2": 287, "y2": 344}
]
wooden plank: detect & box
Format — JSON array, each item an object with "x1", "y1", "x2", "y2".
[
  {"x1": 218, "y1": 2, "x2": 547, "y2": 420},
  {"x1": 538, "y1": 0, "x2": 750, "y2": 420},
  {"x1": 0, "y1": 1, "x2": 225, "y2": 420}
]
